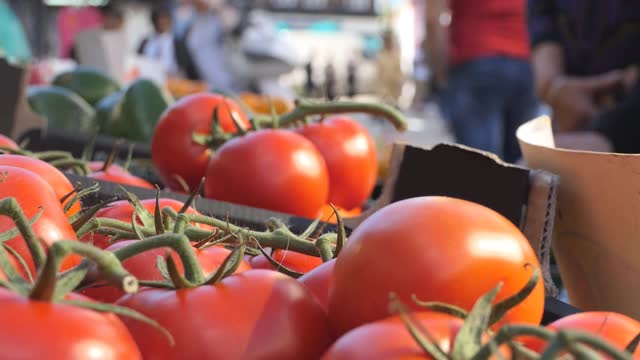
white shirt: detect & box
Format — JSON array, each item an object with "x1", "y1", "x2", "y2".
[
  {"x1": 186, "y1": 12, "x2": 234, "y2": 91},
  {"x1": 143, "y1": 32, "x2": 179, "y2": 76}
]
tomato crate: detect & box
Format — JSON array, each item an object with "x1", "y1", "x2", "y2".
[
  {"x1": 18, "y1": 128, "x2": 151, "y2": 162},
  {"x1": 65, "y1": 141, "x2": 581, "y2": 325}
]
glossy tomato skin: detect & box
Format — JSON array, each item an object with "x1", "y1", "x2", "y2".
[
  {"x1": 0, "y1": 134, "x2": 18, "y2": 149},
  {"x1": 204, "y1": 129, "x2": 330, "y2": 218},
  {"x1": 81, "y1": 198, "x2": 212, "y2": 249},
  {"x1": 90, "y1": 169, "x2": 154, "y2": 189},
  {"x1": 0, "y1": 288, "x2": 141, "y2": 360},
  {"x1": 318, "y1": 204, "x2": 362, "y2": 224},
  {"x1": 0, "y1": 166, "x2": 80, "y2": 278},
  {"x1": 322, "y1": 312, "x2": 464, "y2": 360},
  {"x1": 524, "y1": 312, "x2": 640, "y2": 358},
  {"x1": 298, "y1": 117, "x2": 377, "y2": 211},
  {"x1": 79, "y1": 240, "x2": 251, "y2": 303},
  {"x1": 328, "y1": 196, "x2": 545, "y2": 336},
  {"x1": 249, "y1": 249, "x2": 323, "y2": 274},
  {"x1": 151, "y1": 93, "x2": 250, "y2": 191},
  {"x1": 88, "y1": 161, "x2": 129, "y2": 175},
  {"x1": 0, "y1": 154, "x2": 81, "y2": 215},
  {"x1": 117, "y1": 270, "x2": 331, "y2": 359},
  {"x1": 298, "y1": 258, "x2": 336, "y2": 312}
]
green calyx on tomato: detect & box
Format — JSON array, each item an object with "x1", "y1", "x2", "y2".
[
  {"x1": 77, "y1": 188, "x2": 248, "y2": 290},
  {"x1": 75, "y1": 189, "x2": 341, "y2": 280},
  {"x1": 151, "y1": 93, "x2": 252, "y2": 191},
  {"x1": 0, "y1": 197, "x2": 171, "y2": 346},
  {"x1": 191, "y1": 104, "x2": 250, "y2": 149},
  {"x1": 0, "y1": 198, "x2": 134, "y2": 298},
  {"x1": 389, "y1": 271, "x2": 633, "y2": 360}
]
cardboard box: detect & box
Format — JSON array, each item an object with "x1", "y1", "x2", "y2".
[{"x1": 518, "y1": 116, "x2": 640, "y2": 321}]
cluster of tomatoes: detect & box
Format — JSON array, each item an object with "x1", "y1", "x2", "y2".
[
  {"x1": 0, "y1": 132, "x2": 639, "y2": 359},
  {"x1": 150, "y1": 93, "x2": 379, "y2": 220}
]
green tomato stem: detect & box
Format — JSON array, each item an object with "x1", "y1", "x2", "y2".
[
  {"x1": 254, "y1": 99, "x2": 408, "y2": 132},
  {"x1": 471, "y1": 324, "x2": 554, "y2": 360},
  {"x1": 76, "y1": 217, "x2": 156, "y2": 239},
  {"x1": 48, "y1": 158, "x2": 91, "y2": 176},
  {"x1": 562, "y1": 330, "x2": 632, "y2": 360},
  {"x1": 0, "y1": 198, "x2": 46, "y2": 271},
  {"x1": 316, "y1": 234, "x2": 335, "y2": 262},
  {"x1": 30, "y1": 240, "x2": 138, "y2": 301},
  {"x1": 111, "y1": 233, "x2": 205, "y2": 285},
  {"x1": 0, "y1": 146, "x2": 31, "y2": 156},
  {"x1": 34, "y1": 151, "x2": 75, "y2": 162},
  {"x1": 164, "y1": 208, "x2": 322, "y2": 257}
]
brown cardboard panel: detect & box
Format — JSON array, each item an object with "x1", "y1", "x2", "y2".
[{"x1": 518, "y1": 116, "x2": 640, "y2": 320}]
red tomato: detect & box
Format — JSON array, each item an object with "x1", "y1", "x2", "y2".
[
  {"x1": 0, "y1": 134, "x2": 18, "y2": 150},
  {"x1": 328, "y1": 196, "x2": 545, "y2": 336},
  {"x1": 204, "y1": 129, "x2": 329, "y2": 218},
  {"x1": 249, "y1": 249, "x2": 323, "y2": 274},
  {"x1": 298, "y1": 117, "x2": 377, "y2": 211},
  {"x1": 79, "y1": 240, "x2": 251, "y2": 303},
  {"x1": 0, "y1": 288, "x2": 141, "y2": 359},
  {"x1": 0, "y1": 166, "x2": 80, "y2": 278},
  {"x1": 323, "y1": 312, "x2": 465, "y2": 360},
  {"x1": 88, "y1": 161, "x2": 129, "y2": 175},
  {"x1": 318, "y1": 204, "x2": 362, "y2": 224},
  {"x1": 524, "y1": 312, "x2": 640, "y2": 358},
  {"x1": 0, "y1": 154, "x2": 81, "y2": 216},
  {"x1": 151, "y1": 93, "x2": 250, "y2": 191},
  {"x1": 90, "y1": 169, "x2": 154, "y2": 189},
  {"x1": 82, "y1": 198, "x2": 213, "y2": 249},
  {"x1": 117, "y1": 269, "x2": 331, "y2": 359},
  {"x1": 298, "y1": 258, "x2": 336, "y2": 311}
]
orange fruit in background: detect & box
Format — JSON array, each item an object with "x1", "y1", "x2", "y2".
[{"x1": 239, "y1": 92, "x2": 294, "y2": 115}]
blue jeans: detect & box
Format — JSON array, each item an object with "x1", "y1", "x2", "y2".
[{"x1": 438, "y1": 57, "x2": 539, "y2": 163}]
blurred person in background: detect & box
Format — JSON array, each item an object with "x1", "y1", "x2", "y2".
[
  {"x1": 411, "y1": 38, "x2": 431, "y2": 109},
  {"x1": 375, "y1": 30, "x2": 404, "y2": 106},
  {"x1": 67, "y1": 3, "x2": 126, "y2": 62},
  {"x1": 426, "y1": 0, "x2": 538, "y2": 163},
  {"x1": 0, "y1": 0, "x2": 31, "y2": 62},
  {"x1": 174, "y1": 0, "x2": 239, "y2": 91},
  {"x1": 138, "y1": 5, "x2": 181, "y2": 77},
  {"x1": 57, "y1": 5, "x2": 103, "y2": 59},
  {"x1": 528, "y1": 0, "x2": 640, "y2": 153}
]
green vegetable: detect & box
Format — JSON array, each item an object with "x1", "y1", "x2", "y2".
[
  {"x1": 95, "y1": 79, "x2": 172, "y2": 142},
  {"x1": 52, "y1": 67, "x2": 121, "y2": 106},
  {"x1": 27, "y1": 85, "x2": 95, "y2": 133}
]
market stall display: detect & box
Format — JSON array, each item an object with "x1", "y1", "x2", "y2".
[{"x1": 1, "y1": 51, "x2": 638, "y2": 358}]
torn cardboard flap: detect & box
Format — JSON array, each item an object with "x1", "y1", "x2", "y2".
[
  {"x1": 345, "y1": 142, "x2": 559, "y2": 295},
  {"x1": 518, "y1": 116, "x2": 640, "y2": 320}
]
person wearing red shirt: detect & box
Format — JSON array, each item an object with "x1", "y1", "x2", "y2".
[{"x1": 426, "y1": 0, "x2": 539, "y2": 162}]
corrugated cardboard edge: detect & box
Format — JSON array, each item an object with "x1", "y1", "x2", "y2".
[{"x1": 525, "y1": 169, "x2": 560, "y2": 297}]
